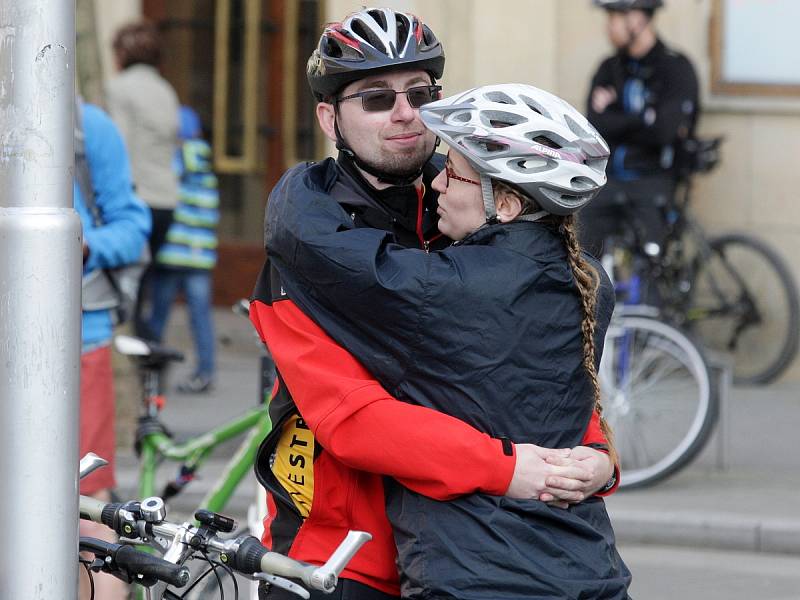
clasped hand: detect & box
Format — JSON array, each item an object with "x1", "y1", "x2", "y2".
[{"x1": 506, "y1": 444, "x2": 614, "y2": 508}]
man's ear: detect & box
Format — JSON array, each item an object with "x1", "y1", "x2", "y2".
[
  {"x1": 316, "y1": 102, "x2": 337, "y2": 143},
  {"x1": 495, "y1": 189, "x2": 523, "y2": 223}
]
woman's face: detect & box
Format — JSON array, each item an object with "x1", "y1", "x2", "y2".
[{"x1": 431, "y1": 150, "x2": 486, "y2": 240}]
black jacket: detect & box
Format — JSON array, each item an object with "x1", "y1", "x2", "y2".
[
  {"x1": 588, "y1": 38, "x2": 699, "y2": 178},
  {"x1": 266, "y1": 159, "x2": 631, "y2": 599}
]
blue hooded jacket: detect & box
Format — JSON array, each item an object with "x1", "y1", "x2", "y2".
[{"x1": 76, "y1": 103, "x2": 151, "y2": 350}]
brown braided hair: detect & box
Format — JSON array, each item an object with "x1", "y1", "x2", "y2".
[
  {"x1": 492, "y1": 181, "x2": 618, "y2": 466},
  {"x1": 560, "y1": 214, "x2": 618, "y2": 466}
]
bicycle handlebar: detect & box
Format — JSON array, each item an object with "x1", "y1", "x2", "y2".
[
  {"x1": 79, "y1": 493, "x2": 372, "y2": 596},
  {"x1": 80, "y1": 537, "x2": 190, "y2": 588},
  {"x1": 230, "y1": 531, "x2": 372, "y2": 593}
]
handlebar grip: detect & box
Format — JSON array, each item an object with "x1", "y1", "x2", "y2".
[
  {"x1": 79, "y1": 495, "x2": 108, "y2": 524},
  {"x1": 114, "y1": 545, "x2": 191, "y2": 588},
  {"x1": 230, "y1": 536, "x2": 268, "y2": 574},
  {"x1": 78, "y1": 495, "x2": 123, "y2": 531},
  {"x1": 101, "y1": 502, "x2": 124, "y2": 530},
  {"x1": 79, "y1": 537, "x2": 190, "y2": 588}
]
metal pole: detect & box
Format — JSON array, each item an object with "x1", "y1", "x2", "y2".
[{"x1": 0, "y1": 1, "x2": 79, "y2": 598}]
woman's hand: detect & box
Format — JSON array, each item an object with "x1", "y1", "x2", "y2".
[
  {"x1": 505, "y1": 444, "x2": 593, "y2": 504},
  {"x1": 547, "y1": 446, "x2": 614, "y2": 498}
]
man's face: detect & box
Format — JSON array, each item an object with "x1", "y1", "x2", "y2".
[
  {"x1": 317, "y1": 69, "x2": 438, "y2": 178},
  {"x1": 605, "y1": 11, "x2": 631, "y2": 49},
  {"x1": 606, "y1": 9, "x2": 649, "y2": 50}
]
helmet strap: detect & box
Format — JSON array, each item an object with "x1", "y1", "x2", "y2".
[{"x1": 480, "y1": 174, "x2": 498, "y2": 223}]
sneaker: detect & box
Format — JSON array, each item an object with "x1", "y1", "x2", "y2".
[{"x1": 176, "y1": 374, "x2": 214, "y2": 394}]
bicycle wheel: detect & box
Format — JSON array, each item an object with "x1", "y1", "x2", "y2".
[
  {"x1": 686, "y1": 233, "x2": 800, "y2": 385},
  {"x1": 600, "y1": 314, "x2": 717, "y2": 489}
]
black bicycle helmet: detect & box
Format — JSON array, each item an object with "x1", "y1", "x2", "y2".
[
  {"x1": 593, "y1": 0, "x2": 663, "y2": 10},
  {"x1": 307, "y1": 7, "x2": 445, "y2": 101}
]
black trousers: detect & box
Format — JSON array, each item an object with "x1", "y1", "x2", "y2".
[
  {"x1": 133, "y1": 207, "x2": 174, "y2": 338},
  {"x1": 578, "y1": 176, "x2": 675, "y2": 258},
  {"x1": 259, "y1": 579, "x2": 399, "y2": 600}
]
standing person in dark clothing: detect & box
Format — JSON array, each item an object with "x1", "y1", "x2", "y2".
[
  {"x1": 580, "y1": 0, "x2": 699, "y2": 257},
  {"x1": 249, "y1": 8, "x2": 618, "y2": 600}
]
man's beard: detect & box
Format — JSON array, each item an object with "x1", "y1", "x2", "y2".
[{"x1": 359, "y1": 138, "x2": 435, "y2": 178}]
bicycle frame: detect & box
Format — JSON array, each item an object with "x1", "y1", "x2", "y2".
[{"x1": 137, "y1": 405, "x2": 272, "y2": 516}]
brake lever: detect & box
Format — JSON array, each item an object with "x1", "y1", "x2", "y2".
[
  {"x1": 79, "y1": 453, "x2": 108, "y2": 480},
  {"x1": 253, "y1": 573, "x2": 310, "y2": 599}
]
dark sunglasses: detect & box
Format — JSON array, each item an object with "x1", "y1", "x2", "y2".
[{"x1": 337, "y1": 85, "x2": 442, "y2": 112}]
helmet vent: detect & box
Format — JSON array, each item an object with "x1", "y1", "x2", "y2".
[
  {"x1": 564, "y1": 114, "x2": 590, "y2": 139},
  {"x1": 465, "y1": 136, "x2": 507, "y2": 155},
  {"x1": 351, "y1": 19, "x2": 387, "y2": 54},
  {"x1": 323, "y1": 37, "x2": 343, "y2": 59},
  {"x1": 570, "y1": 176, "x2": 596, "y2": 191},
  {"x1": 395, "y1": 14, "x2": 410, "y2": 46},
  {"x1": 482, "y1": 110, "x2": 525, "y2": 129},
  {"x1": 421, "y1": 24, "x2": 438, "y2": 49},
  {"x1": 585, "y1": 156, "x2": 609, "y2": 174},
  {"x1": 519, "y1": 95, "x2": 549, "y2": 118},
  {"x1": 367, "y1": 9, "x2": 388, "y2": 30},
  {"x1": 530, "y1": 135, "x2": 562, "y2": 149},
  {"x1": 508, "y1": 157, "x2": 552, "y2": 173},
  {"x1": 484, "y1": 91, "x2": 515, "y2": 105}
]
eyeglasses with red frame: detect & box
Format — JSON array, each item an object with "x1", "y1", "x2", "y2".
[{"x1": 444, "y1": 156, "x2": 481, "y2": 189}]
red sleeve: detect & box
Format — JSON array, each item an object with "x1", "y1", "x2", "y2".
[
  {"x1": 251, "y1": 299, "x2": 515, "y2": 500},
  {"x1": 582, "y1": 411, "x2": 621, "y2": 496},
  {"x1": 582, "y1": 410, "x2": 608, "y2": 447}
]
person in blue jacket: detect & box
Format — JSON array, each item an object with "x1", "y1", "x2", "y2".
[
  {"x1": 76, "y1": 101, "x2": 151, "y2": 600},
  {"x1": 265, "y1": 84, "x2": 631, "y2": 599},
  {"x1": 147, "y1": 106, "x2": 220, "y2": 393}
]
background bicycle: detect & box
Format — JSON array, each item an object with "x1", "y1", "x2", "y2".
[
  {"x1": 599, "y1": 308, "x2": 717, "y2": 489},
  {"x1": 113, "y1": 302, "x2": 274, "y2": 598},
  {"x1": 598, "y1": 137, "x2": 799, "y2": 385}
]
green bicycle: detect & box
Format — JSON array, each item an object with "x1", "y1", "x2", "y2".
[
  {"x1": 114, "y1": 332, "x2": 272, "y2": 521},
  {"x1": 113, "y1": 305, "x2": 273, "y2": 598}
]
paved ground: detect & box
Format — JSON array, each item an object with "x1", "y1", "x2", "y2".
[
  {"x1": 113, "y1": 306, "x2": 800, "y2": 558},
  {"x1": 620, "y1": 543, "x2": 800, "y2": 600}
]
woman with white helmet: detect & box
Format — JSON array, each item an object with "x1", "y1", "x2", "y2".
[{"x1": 265, "y1": 83, "x2": 631, "y2": 599}]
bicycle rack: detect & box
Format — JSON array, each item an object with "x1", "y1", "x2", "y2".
[{"x1": 704, "y1": 350, "x2": 734, "y2": 471}]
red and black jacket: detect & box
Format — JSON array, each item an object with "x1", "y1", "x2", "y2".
[{"x1": 250, "y1": 155, "x2": 615, "y2": 595}]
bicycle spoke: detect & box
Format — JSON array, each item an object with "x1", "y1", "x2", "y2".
[{"x1": 600, "y1": 315, "x2": 715, "y2": 488}]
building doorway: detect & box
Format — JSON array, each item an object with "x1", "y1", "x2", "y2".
[{"x1": 142, "y1": 0, "x2": 321, "y2": 304}]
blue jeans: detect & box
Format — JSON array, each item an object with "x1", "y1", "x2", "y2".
[{"x1": 147, "y1": 267, "x2": 215, "y2": 378}]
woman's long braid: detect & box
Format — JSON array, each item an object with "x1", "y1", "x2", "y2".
[{"x1": 560, "y1": 214, "x2": 618, "y2": 467}]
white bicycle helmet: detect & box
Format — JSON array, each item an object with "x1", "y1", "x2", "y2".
[{"x1": 420, "y1": 83, "x2": 610, "y2": 218}]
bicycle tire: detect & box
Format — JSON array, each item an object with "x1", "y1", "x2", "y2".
[
  {"x1": 686, "y1": 233, "x2": 800, "y2": 385},
  {"x1": 599, "y1": 314, "x2": 717, "y2": 489}
]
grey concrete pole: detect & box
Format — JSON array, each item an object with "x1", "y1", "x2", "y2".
[{"x1": 0, "y1": 1, "x2": 80, "y2": 598}]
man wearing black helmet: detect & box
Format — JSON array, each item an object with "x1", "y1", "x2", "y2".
[
  {"x1": 250, "y1": 8, "x2": 616, "y2": 600},
  {"x1": 580, "y1": 0, "x2": 699, "y2": 259}
]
